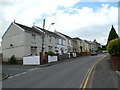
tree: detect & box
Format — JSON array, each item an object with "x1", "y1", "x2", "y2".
[{"x1": 107, "y1": 25, "x2": 119, "y2": 45}]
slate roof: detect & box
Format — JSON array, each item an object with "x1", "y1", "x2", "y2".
[
  {"x1": 56, "y1": 31, "x2": 73, "y2": 40},
  {"x1": 73, "y1": 37, "x2": 82, "y2": 41},
  {"x1": 84, "y1": 40, "x2": 92, "y2": 44},
  {"x1": 2, "y1": 22, "x2": 68, "y2": 40},
  {"x1": 15, "y1": 23, "x2": 65, "y2": 39},
  {"x1": 15, "y1": 22, "x2": 42, "y2": 34},
  {"x1": 35, "y1": 26, "x2": 65, "y2": 39}
]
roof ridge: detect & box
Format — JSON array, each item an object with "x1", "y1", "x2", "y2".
[
  {"x1": 35, "y1": 26, "x2": 65, "y2": 39},
  {"x1": 56, "y1": 31, "x2": 72, "y2": 39},
  {"x1": 14, "y1": 22, "x2": 32, "y2": 29}
]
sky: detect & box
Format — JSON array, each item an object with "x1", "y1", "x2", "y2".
[{"x1": 0, "y1": 0, "x2": 119, "y2": 46}]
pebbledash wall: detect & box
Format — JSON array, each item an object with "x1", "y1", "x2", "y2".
[
  {"x1": 2, "y1": 23, "x2": 26, "y2": 61},
  {"x1": 2, "y1": 23, "x2": 42, "y2": 61}
]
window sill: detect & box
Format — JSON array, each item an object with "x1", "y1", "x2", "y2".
[{"x1": 31, "y1": 42, "x2": 37, "y2": 44}]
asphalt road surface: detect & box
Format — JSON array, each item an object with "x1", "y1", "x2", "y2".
[{"x1": 3, "y1": 54, "x2": 106, "y2": 88}]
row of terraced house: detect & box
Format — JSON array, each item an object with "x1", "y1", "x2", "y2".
[{"x1": 1, "y1": 22, "x2": 101, "y2": 61}]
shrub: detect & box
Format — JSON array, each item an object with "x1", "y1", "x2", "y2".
[
  {"x1": 8, "y1": 55, "x2": 17, "y2": 64},
  {"x1": 47, "y1": 51, "x2": 56, "y2": 56},
  {"x1": 107, "y1": 38, "x2": 120, "y2": 56}
]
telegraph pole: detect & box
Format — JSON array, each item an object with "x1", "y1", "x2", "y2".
[{"x1": 41, "y1": 19, "x2": 45, "y2": 52}]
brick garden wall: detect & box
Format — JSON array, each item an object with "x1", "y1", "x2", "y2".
[{"x1": 58, "y1": 54, "x2": 69, "y2": 61}]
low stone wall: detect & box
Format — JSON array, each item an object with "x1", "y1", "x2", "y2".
[
  {"x1": 76, "y1": 53, "x2": 82, "y2": 57},
  {"x1": 58, "y1": 54, "x2": 69, "y2": 61},
  {"x1": 80, "y1": 52, "x2": 91, "y2": 56}
]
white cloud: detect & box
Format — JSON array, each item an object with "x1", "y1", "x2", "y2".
[
  {"x1": 0, "y1": 0, "x2": 80, "y2": 30},
  {"x1": 45, "y1": 4, "x2": 118, "y2": 45},
  {"x1": 0, "y1": 0, "x2": 118, "y2": 45},
  {"x1": 80, "y1": 0, "x2": 119, "y2": 2},
  {"x1": 0, "y1": 0, "x2": 80, "y2": 40}
]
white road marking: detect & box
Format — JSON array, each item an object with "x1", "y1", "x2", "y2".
[
  {"x1": 21, "y1": 72, "x2": 27, "y2": 74},
  {"x1": 14, "y1": 74, "x2": 21, "y2": 77},
  {"x1": 7, "y1": 67, "x2": 42, "y2": 79},
  {"x1": 8, "y1": 76, "x2": 13, "y2": 79},
  {"x1": 28, "y1": 69, "x2": 35, "y2": 71}
]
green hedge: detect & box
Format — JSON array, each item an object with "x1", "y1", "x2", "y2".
[
  {"x1": 107, "y1": 38, "x2": 120, "y2": 56},
  {"x1": 47, "y1": 51, "x2": 56, "y2": 56}
]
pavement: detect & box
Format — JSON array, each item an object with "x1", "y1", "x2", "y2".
[{"x1": 87, "y1": 55, "x2": 120, "y2": 89}]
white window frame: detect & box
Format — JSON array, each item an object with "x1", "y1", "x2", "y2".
[
  {"x1": 32, "y1": 34, "x2": 36, "y2": 43},
  {"x1": 49, "y1": 36, "x2": 52, "y2": 42}
]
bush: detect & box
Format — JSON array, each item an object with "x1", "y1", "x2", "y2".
[
  {"x1": 47, "y1": 51, "x2": 56, "y2": 56},
  {"x1": 107, "y1": 38, "x2": 120, "y2": 56},
  {"x1": 8, "y1": 55, "x2": 17, "y2": 64}
]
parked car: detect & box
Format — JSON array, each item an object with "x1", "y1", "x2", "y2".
[{"x1": 91, "y1": 51, "x2": 97, "y2": 56}]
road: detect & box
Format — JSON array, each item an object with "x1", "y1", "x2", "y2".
[{"x1": 3, "y1": 54, "x2": 106, "y2": 88}]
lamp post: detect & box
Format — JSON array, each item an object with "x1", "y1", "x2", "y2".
[
  {"x1": 41, "y1": 19, "x2": 55, "y2": 53},
  {"x1": 48, "y1": 23, "x2": 55, "y2": 30}
]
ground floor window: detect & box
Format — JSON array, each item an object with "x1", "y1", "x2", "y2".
[
  {"x1": 48, "y1": 46, "x2": 53, "y2": 51},
  {"x1": 31, "y1": 46, "x2": 37, "y2": 56}
]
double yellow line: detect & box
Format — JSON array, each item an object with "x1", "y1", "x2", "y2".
[{"x1": 79, "y1": 55, "x2": 107, "y2": 90}]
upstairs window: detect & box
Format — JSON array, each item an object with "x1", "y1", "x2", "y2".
[
  {"x1": 61, "y1": 39, "x2": 64, "y2": 45},
  {"x1": 68, "y1": 40, "x2": 70, "y2": 44},
  {"x1": 49, "y1": 36, "x2": 52, "y2": 42},
  {"x1": 32, "y1": 35, "x2": 36, "y2": 43}
]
